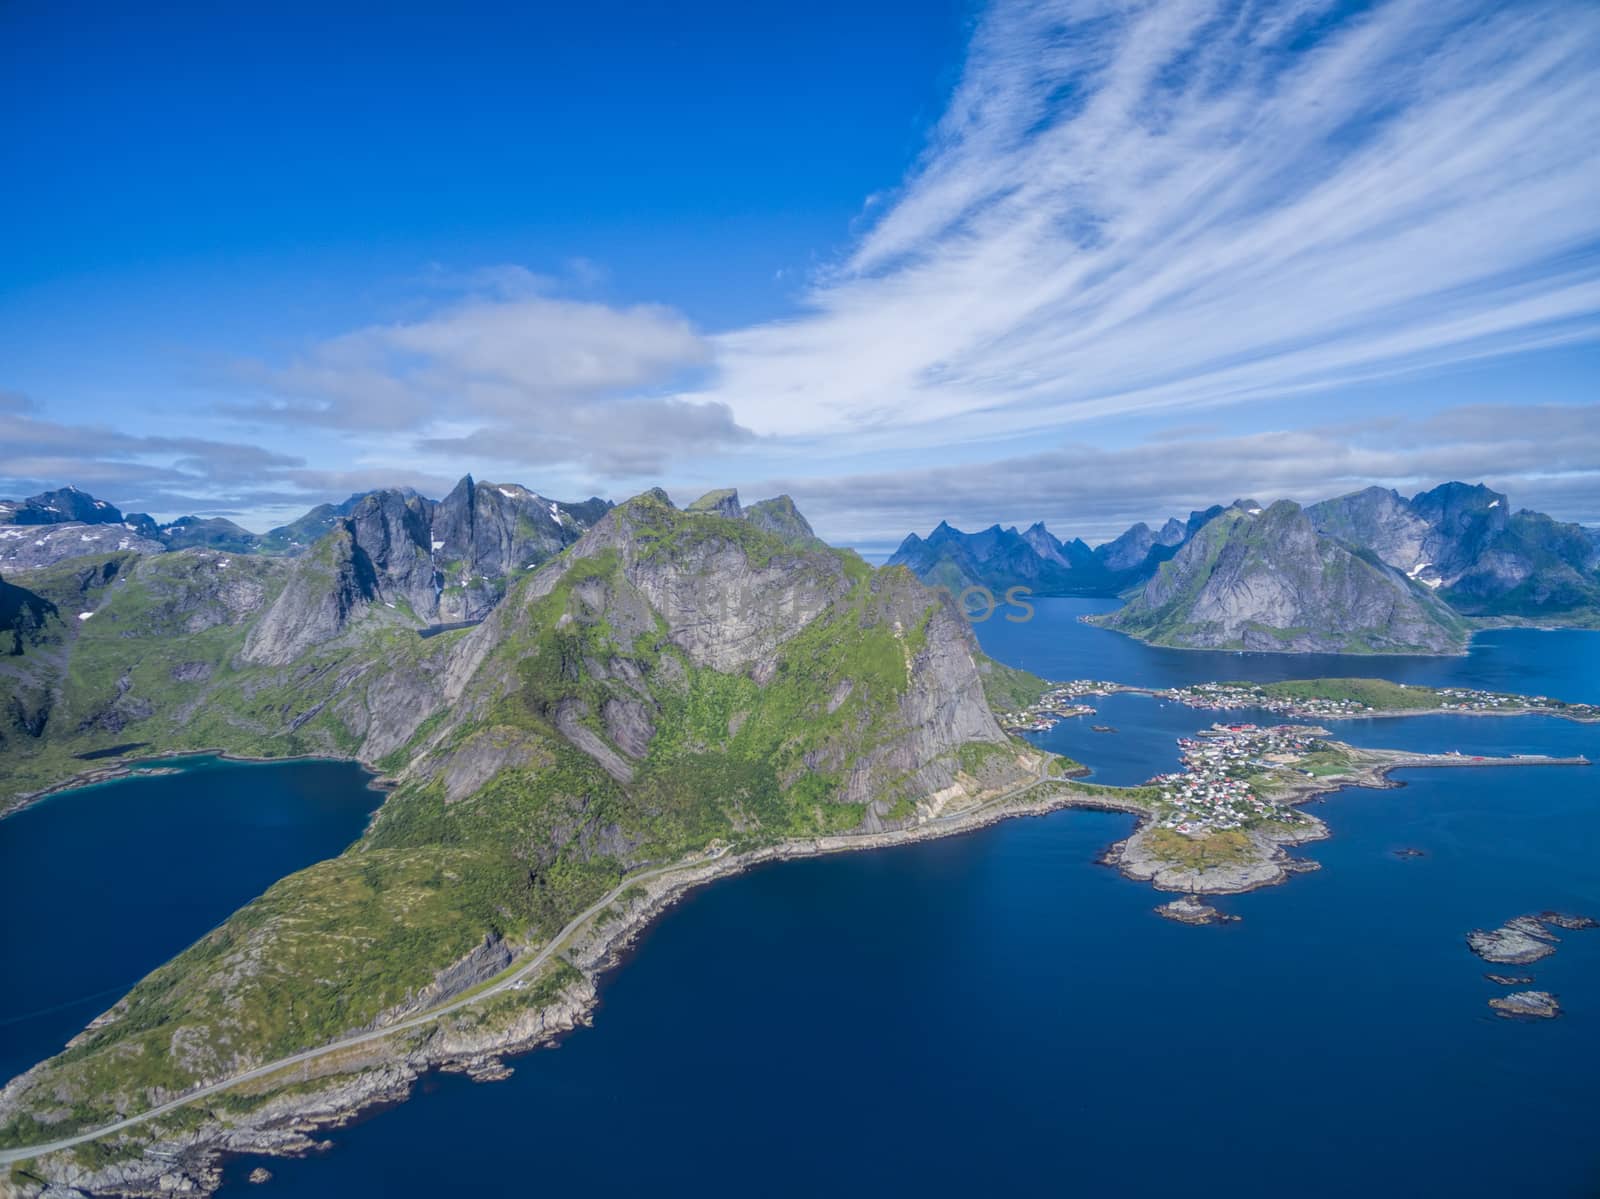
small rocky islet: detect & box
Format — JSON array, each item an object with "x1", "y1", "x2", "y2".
[
  {"x1": 1489, "y1": 991, "x2": 1563, "y2": 1020},
  {"x1": 1466, "y1": 917, "x2": 1561, "y2": 965},
  {"x1": 1466, "y1": 911, "x2": 1594, "y2": 1019},
  {"x1": 1155, "y1": 895, "x2": 1239, "y2": 925}
]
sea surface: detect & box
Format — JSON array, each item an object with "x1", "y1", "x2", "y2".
[
  {"x1": 3, "y1": 608, "x2": 1597, "y2": 1196},
  {"x1": 0, "y1": 756, "x2": 381, "y2": 1084}
]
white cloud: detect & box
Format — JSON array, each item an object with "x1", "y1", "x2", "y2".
[
  {"x1": 237, "y1": 294, "x2": 713, "y2": 430},
  {"x1": 683, "y1": 0, "x2": 1600, "y2": 448},
  {"x1": 745, "y1": 402, "x2": 1600, "y2": 547}
]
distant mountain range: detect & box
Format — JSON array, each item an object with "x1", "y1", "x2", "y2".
[
  {"x1": 890, "y1": 509, "x2": 1213, "y2": 597},
  {"x1": 891, "y1": 483, "x2": 1600, "y2": 653},
  {"x1": 0, "y1": 479, "x2": 615, "y2": 615}
]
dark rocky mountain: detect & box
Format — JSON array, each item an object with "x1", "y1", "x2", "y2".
[
  {"x1": 1095, "y1": 518, "x2": 1186, "y2": 572},
  {"x1": 1308, "y1": 483, "x2": 1600, "y2": 618},
  {"x1": 889, "y1": 513, "x2": 1194, "y2": 597},
  {"x1": 256, "y1": 487, "x2": 424, "y2": 555},
  {"x1": 0, "y1": 486, "x2": 133, "y2": 527},
  {"x1": 430, "y1": 477, "x2": 606, "y2": 621},
  {"x1": 0, "y1": 572, "x2": 59, "y2": 657},
  {"x1": 893, "y1": 481, "x2": 1597, "y2": 652},
  {"x1": 0, "y1": 478, "x2": 616, "y2": 639},
  {"x1": 155, "y1": 516, "x2": 260, "y2": 554},
  {"x1": 1092, "y1": 501, "x2": 1468, "y2": 653},
  {"x1": 743, "y1": 494, "x2": 820, "y2": 546}
]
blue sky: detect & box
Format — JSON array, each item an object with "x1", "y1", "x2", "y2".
[{"x1": 3, "y1": 0, "x2": 1597, "y2": 551}]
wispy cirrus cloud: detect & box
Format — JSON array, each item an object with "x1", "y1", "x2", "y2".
[{"x1": 688, "y1": 0, "x2": 1600, "y2": 445}]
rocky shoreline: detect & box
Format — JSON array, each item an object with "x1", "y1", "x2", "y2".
[
  {"x1": 5, "y1": 742, "x2": 1588, "y2": 1196},
  {"x1": 5, "y1": 765, "x2": 1147, "y2": 1198},
  {"x1": 1094, "y1": 750, "x2": 1504, "y2": 899},
  {"x1": 1, "y1": 748, "x2": 393, "y2": 823}
]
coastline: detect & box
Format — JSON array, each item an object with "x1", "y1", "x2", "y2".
[
  {"x1": 1075, "y1": 614, "x2": 1472, "y2": 657},
  {"x1": 1, "y1": 741, "x2": 1589, "y2": 1196},
  {"x1": 1059, "y1": 684, "x2": 1599, "y2": 725},
  {"x1": 0, "y1": 748, "x2": 394, "y2": 824},
  {"x1": 1078, "y1": 610, "x2": 1600, "y2": 655}
]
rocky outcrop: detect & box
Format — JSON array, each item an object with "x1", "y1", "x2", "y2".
[
  {"x1": 1489, "y1": 990, "x2": 1561, "y2": 1019},
  {"x1": 686, "y1": 487, "x2": 742, "y2": 519},
  {"x1": 1096, "y1": 501, "x2": 1467, "y2": 653},
  {"x1": 0, "y1": 573, "x2": 58, "y2": 656},
  {"x1": 1538, "y1": 910, "x2": 1597, "y2": 930},
  {"x1": 1105, "y1": 818, "x2": 1327, "y2": 894},
  {"x1": 0, "y1": 522, "x2": 164, "y2": 570},
  {"x1": 1155, "y1": 895, "x2": 1239, "y2": 925},
  {"x1": 429, "y1": 476, "x2": 603, "y2": 622},
  {"x1": 742, "y1": 495, "x2": 818, "y2": 546},
  {"x1": 1467, "y1": 917, "x2": 1560, "y2": 964},
  {"x1": 242, "y1": 526, "x2": 380, "y2": 665},
  {"x1": 1310, "y1": 482, "x2": 1600, "y2": 620}
]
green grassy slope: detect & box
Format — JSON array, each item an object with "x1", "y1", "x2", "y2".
[{"x1": 0, "y1": 495, "x2": 1030, "y2": 1147}]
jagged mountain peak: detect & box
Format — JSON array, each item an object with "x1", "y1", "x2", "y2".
[
  {"x1": 686, "y1": 487, "x2": 742, "y2": 519},
  {"x1": 743, "y1": 495, "x2": 818, "y2": 546},
  {"x1": 1096, "y1": 502, "x2": 1466, "y2": 654}
]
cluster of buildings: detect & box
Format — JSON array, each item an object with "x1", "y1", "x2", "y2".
[
  {"x1": 1149, "y1": 723, "x2": 1319, "y2": 835},
  {"x1": 1050, "y1": 680, "x2": 1123, "y2": 699},
  {"x1": 1162, "y1": 682, "x2": 1375, "y2": 719},
  {"x1": 1435, "y1": 687, "x2": 1595, "y2": 717}
]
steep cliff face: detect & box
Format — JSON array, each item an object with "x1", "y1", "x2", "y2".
[
  {"x1": 0, "y1": 572, "x2": 58, "y2": 656},
  {"x1": 0, "y1": 574, "x2": 63, "y2": 751},
  {"x1": 1306, "y1": 486, "x2": 1432, "y2": 575},
  {"x1": 1097, "y1": 502, "x2": 1467, "y2": 653},
  {"x1": 242, "y1": 481, "x2": 613, "y2": 661},
  {"x1": 1310, "y1": 482, "x2": 1600, "y2": 618},
  {"x1": 742, "y1": 494, "x2": 819, "y2": 546},
  {"x1": 0, "y1": 490, "x2": 1032, "y2": 1150},
  {"x1": 242, "y1": 525, "x2": 381, "y2": 666},
  {"x1": 429, "y1": 476, "x2": 604, "y2": 621}
]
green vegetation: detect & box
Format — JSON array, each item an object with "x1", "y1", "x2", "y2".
[
  {"x1": 0, "y1": 495, "x2": 1023, "y2": 1152},
  {"x1": 1293, "y1": 746, "x2": 1360, "y2": 777},
  {"x1": 1257, "y1": 678, "x2": 1445, "y2": 710},
  {"x1": 975, "y1": 654, "x2": 1050, "y2": 711},
  {"x1": 1146, "y1": 826, "x2": 1254, "y2": 869}
]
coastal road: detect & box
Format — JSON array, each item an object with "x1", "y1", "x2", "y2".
[
  {"x1": 0, "y1": 761, "x2": 1065, "y2": 1165},
  {"x1": 0, "y1": 843, "x2": 742, "y2": 1166}
]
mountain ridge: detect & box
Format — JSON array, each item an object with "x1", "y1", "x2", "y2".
[
  {"x1": 891, "y1": 482, "x2": 1599, "y2": 650},
  {"x1": 0, "y1": 486, "x2": 1040, "y2": 1190}
]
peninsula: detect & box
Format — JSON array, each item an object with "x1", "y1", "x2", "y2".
[{"x1": 0, "y1": 489, "x2": 1589, "y2": 1199}]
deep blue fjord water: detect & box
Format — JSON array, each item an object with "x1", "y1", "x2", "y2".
[
  {"x1": 0, "y1": 757, "x2": 381, "y2": 1084},
  {"x1": 2, "y1": 605, "x2": 1597, "y2": 1196}
]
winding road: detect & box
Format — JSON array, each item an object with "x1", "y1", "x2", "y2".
[{"x1": 0, "y1": 765, "x2": 1059, "y2": 1165}]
